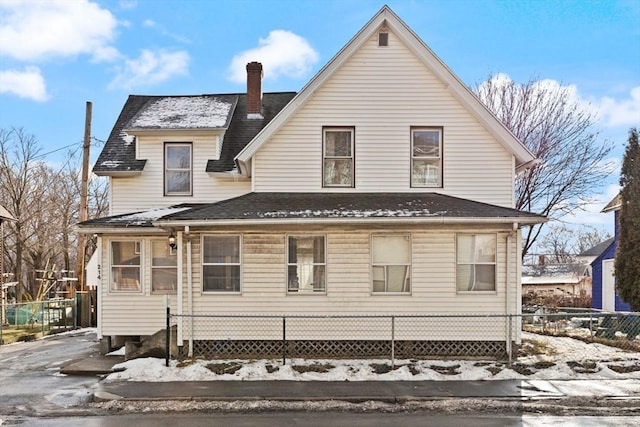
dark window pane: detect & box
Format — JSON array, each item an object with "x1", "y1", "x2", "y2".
[
  {"x1": 324, "y1": 131, "x2": 351, "y2": 156},
  {"x1": 166, "y1": 145, "x2": 191, "y2": 168},
  {"x1": 203, "y1": 265, "x2": 240, "y2": 292},
  {"x1": 166, "y1": 171, "x2": 190, "y2": 193},
  {"x1": 203, "y1": 236, "x2": 240, "y2": 264},
  {"x1": 152, "y1": 268, "x2": 177, "y2": 292}
]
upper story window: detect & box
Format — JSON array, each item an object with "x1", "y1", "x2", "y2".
[
  {"x1": 456, "y1": 234, "x2": 496, "y2": 292},
  {"x1": 323, "y1": 127, "x2": 354, "y2": 187},
  {"x1": 287, "y1": 235, "x2": 326, "y2": 293},
  {"x1": 151, "y1": 240, "x2": 177, "y2": 293},
  {"x1": 411, "y1": 127, "x2": 442, "y2": 187},
  {"x1": 165, "y1": 143, "x2": 192, "y2": 196},
  {"x1": 110, "y1": 240, "x2": 142, "y2": 293},
  {"x1": 202, "y1": 235, "x2": 241, "y2": 292},
  {"x1": 372, "y1": 235, "x2": 411, "y2": 293}
]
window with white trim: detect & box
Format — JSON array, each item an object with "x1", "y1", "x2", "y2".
[
  {"x1": 110, "y1": 241, "x2": 141, "y2": 292},
  {"x1": 165, "y1": 143, "x2": 192, "y2": 195},
  {"x1": 202, "y1": 235, "x2": 241, "y2": 292},
  {"x1": 372, "y1": 235, "x2": 411, "y2": 293},
  {"x1": 456, "y1": 234, "x2": 496, "y2": 292},
  {"x1": 151, "y1": 240, "x2": 177, "y2": 293},
  {"x1": 411, "y1": 127, "x2": 442, "y2": 187},
  {"x1": 287, "y1": 236, "x2": 326, "y2": 293},
  {"x1": 323, "y1": 127, "x2": 354, "y2": 187}
]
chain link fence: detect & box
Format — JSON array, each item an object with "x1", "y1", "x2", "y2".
[
  {"x1": 168, "y1": 308, "x2": 639, "y2": 366},
  {"x1": 0, "y1": 299, "x2": 76, "y2": 345}
]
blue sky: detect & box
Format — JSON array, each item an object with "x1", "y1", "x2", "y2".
[{"x1": 0, "y1": 0, "x2": 639, "y2": 232}]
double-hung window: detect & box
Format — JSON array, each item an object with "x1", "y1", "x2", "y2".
[
  {"x1": 372, "y1": 235, "x2": 411, "y2": 293},
  {"x1": 456, "y1": 234, "x2": 497, "y2": 292},
  {"x1": 110, "y1": 241, "x2": 142, "y2": 292},
  {"x1": 323, "y1": 127, "x2": 354, "y2": 187},
  {"x1": 151, "y1": 240, "x2": 177, "y2": 293},
  {"x1": 411, "y1": 127, "x2": 442, "y2": 187},
  {"x1": 202, "y1": 235, "x2": 241, "y2": 292},
  {"x1": 287, "y1": 236, "x2": 326, "y2": 293},
  {"x1": 165, "y1": 143, "x2": 192, "y2": 195}
]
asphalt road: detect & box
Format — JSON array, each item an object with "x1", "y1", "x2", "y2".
[
  {"x1": 4, "y1": 413, "x2": 639, "y2": 427},
  {"x1": 0, "y1": 329, "x2": 99, "y2": 416}
]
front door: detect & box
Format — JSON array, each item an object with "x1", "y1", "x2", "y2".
[{"x1": 602, "y1": 259, "x2": 615, "y2": 311}]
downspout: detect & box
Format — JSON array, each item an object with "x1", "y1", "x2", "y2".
[
  {"x1": 176, "y1": 231, "x2": 183, "y2": 346},
  {"x1": 186, "y1": 226, "x2": 194, "y2": 357},
  {"x1": 97, "y1": 236, "x2": 103, "y2": 340},
  {"x1": 506, "y1": 224, "x2": 518, "y2": 358}
]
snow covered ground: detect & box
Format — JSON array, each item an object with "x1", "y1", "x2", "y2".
[{"x1": 105, "y1": 331, "x2": 640, "y2": 382}]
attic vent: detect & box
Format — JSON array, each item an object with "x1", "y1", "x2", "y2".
[{"x1": 378, "y1": 31, "x2": 388, "y2": 47}]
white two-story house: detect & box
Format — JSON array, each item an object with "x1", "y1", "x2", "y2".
[{"x1": 79, "y1": 6, "x2": 545, "y2": 359}]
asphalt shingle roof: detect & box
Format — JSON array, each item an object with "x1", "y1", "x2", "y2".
[
  {"x1": 93, "y1": 92, "x2": 296, "y2": 175},
  {"x1": 159, "y1": 192, "x2": 546, "y2": 223},
  {"x1": 578, "y1": 237, "x2": 615, "y2": 257}
]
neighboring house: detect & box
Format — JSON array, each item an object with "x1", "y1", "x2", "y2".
[
  {"x1": 521, "y1": 263, "x2": 591, "y2": 303},
  {"x1": 591, "y1": 194, "x2": 631, "y2": 312},
  {"x1": 78, "y1": 7, "x2": 545, "y2": 358},
  {"x1": 576, "y1": 237, "x2": 614, "y2": 277}
]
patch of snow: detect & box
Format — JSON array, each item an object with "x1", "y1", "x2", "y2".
[
  {"x1": 106, "y1": 206, "x2": 191, "y2": 225},
  {"x1": 130, "y1": 96, "x2": 233, "y2": 129},
  {"x1": 104, "y1": 332, "x2": 640, "y2": 383},
  {"x1": 119, "y1": 132, "x2": 135, "y2": 145},
  {"x1": 258, "y1": 209, "x2": 445, "y2": 219},
  {"x1": 107, "y1": 346, "x2": 125, "y2": 356},
  {"x1": 100, "y1": 160, "x2": 123, "y2": 168}
]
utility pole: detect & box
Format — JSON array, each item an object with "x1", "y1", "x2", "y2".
[{"x1": 76, "y1": 101, "x2": 92, "y2": 293}]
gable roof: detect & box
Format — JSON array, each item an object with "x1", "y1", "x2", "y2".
[
  {"x1": 93, "y1": 92, "x2": 295, "y2": 176},
  {"x1": 601, "y1": 193, "x2": 621, "y2": 213},
  {"x1": 234, "y1": 5, "x2": 536, "y2": 176},
  {"x1": 578, "y1": 237, "x2": 615, "y2": 257},
  {"x1": 0, "y1": 204, "x2": 15, "y2": 222}
]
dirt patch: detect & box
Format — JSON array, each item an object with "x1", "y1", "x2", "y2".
[
  {"x1": 206, "y1": 362, "x2": 243, "y2": 375},
  {"x1": 607, "y1": 363, "x2": 640, "y2": 374},
  {"x1": 533, "y1": 361, "x2": 556, "y2": 369},
  {"x1": 510, "y1": 363, "x2": 535, "y2": 375},
  {"x1": 291, "y1": 363, "x2": 334, "y2": 374},
  {"x1": 428, "y1": 364, "x2": 461, "y2": 375},
  {"x1": 486, "y1": 365, "x2": 504, "y2": 375},
  {"x1": 265, "y1": 364, "x2": 279, "y2": 374},
  {"x1": 567, "y1": 361, "x2": 599, "y2": 374},
  {"x1": 369, "y1": 363, "x2": 419, "y2": 375}
]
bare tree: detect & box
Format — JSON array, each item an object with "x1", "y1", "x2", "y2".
[
  {"x1": 475, "y1": 75, "x2": 615, "y2": 257},
  {"x1": 574, "y1": 226, "x2": 612, "y2": 255},
  {"x1": 0, "y1": 128, "x2": 44, "y2": 301}
]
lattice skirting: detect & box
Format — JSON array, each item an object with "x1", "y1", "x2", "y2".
[{"x1": 179, "y1": 339, "x2": 512, "y2": 359}]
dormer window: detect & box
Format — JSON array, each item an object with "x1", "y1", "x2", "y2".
[
  {"x1": 411, "y1": 127, "x2": 442, "y2": 187},
  {"x1": 164, "y1": 142, "x2": 192, "y2": 196}
]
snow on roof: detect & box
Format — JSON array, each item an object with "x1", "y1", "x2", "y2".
[
  {"x1": 128, "y1": 96, "x2": 234, "y2": 129},
  {"x1": 521, "y1": 276, "x2": 582, "y2": 285},
  {"x1": 107, "y1": 206, "x2": 191, "y2": 226},
  {"x1": 258, "y1": 208, "x2": 447, "y2": 219}
]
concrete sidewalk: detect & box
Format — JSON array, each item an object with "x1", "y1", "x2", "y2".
[
  {"x1": 58, "y1": 353, "x2": 640, "y2": 403},
  {"x1": 94, "y1": 379, "x2": 640, "y2": 403}
]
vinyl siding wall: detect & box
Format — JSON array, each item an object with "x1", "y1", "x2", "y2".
[
  {"x1": 253, "y1": 31, "x2": 514, "y2": 207},
  {"x1": 110, "y1": 133, "x2": 250, "y2": 215},
  {"x1": 99, "y1": 225, "x2": 519, "y2": 341}
]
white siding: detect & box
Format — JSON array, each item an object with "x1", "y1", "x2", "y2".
[
  {"x1": 110, "y1": 133, "x2": 250, "y2": 215},
  {"x1": 253, "y1": 31, "x2": 514, "y2": 207}
]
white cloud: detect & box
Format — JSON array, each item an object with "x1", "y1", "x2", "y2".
[
  {"x1": 0, "y1": 0, "x2": 118, "y2": 63},
  {"x1": 0, "y1": 66, "x2": 48, "y2": 102},
  {"x1": 595, "y1": 87, "x2": 640, "y2": 128},
  {"x1": 119, "y1": 0, "x2": 137, "y2": 9},
  {"x1": 559, "y1": 183, "x2": 620, "y2": 228},
  {"x1": 109, "y1": 49, "x2": 190, "y2": 90},
  {"x1": 228, "y1": 30, "x2": 319, "y2": 84},
  {"x1": 143, "y1": 19, "x2": 156, "y2": 28}
]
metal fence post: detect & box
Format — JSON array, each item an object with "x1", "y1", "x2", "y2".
[
  {"x1": 391, "y1": 315, "x2": 395, "y2": 368},
  {"x1": 165, "y1": 305, "x2": 170, "y2": 367},
  {"x1": 282, "y1": 316, "x2": 286, "y2": 365},
  {"x1": 589, "y1": 311, "x2": 594, "y2": 339},
  {"x1": 507, "y1": 315, "x2": 513, "y2": 367}
]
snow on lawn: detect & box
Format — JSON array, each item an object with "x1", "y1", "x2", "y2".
[{"x1": 105, "y1": 332, "x2": 640, "y2": 382}]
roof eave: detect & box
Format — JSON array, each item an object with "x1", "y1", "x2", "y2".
[
  {"x1": 155, "y1": 216, "x2": 547, "y2": 228},
  {"x1": 93, "y1": 170, "x2": 143, "y2": 177}
]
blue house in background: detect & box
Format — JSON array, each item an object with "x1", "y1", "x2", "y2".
[{"x1": 591, "y1": 194, "x2": 632, "y2": 312}]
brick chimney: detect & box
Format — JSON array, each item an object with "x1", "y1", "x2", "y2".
[{"x1": 246, "y1": 61, "x2": 263, "y2": 119}]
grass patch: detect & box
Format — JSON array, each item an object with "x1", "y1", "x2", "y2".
[
  {"x1": 291, "y1": 363, "x2": 334, "y2": 374},
  {"x1": 428, "y1": 364, "x2": 461, "y2": 375},
  {"x1": 566, "y1": 361, "x2": 599, "y2": 374},
  {"x1": 518, "y1": 338, "x2": 556, "y2": 357}
]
